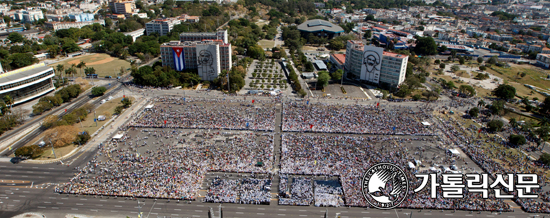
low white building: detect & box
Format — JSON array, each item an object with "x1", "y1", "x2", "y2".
[
  {"x1": 45, "y1": 20, "x2": 105, "y2": 31},
  {"x1": 124, "y1": 28, "x2": 145, "y2": 42}
]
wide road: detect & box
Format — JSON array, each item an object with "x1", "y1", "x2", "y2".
[{"x1": 0, "y1": 159, "x2": 539, "y2": 218}]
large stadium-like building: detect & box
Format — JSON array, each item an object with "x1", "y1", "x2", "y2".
[
  {"x1": 297, "y1": 19, "x2": 344, "y2": 39},
  {"x1": 0, "y1": 63, "x2": 55, "y2": 105}
]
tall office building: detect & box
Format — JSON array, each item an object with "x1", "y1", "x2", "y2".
[
  {"x1": 345, "y1": 41, "x2": 408, "y2": 88},
  {"x1": 160, "y1": 40, "x2": 232, "y2": 81},
  {"x1": 109, "y1": 0, "x2": 135, "y2": 14}
]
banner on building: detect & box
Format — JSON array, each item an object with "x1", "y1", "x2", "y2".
[
  {"x1": 172, "y1": 47, "x2": 185, "y2": 71},
  {"x1": 360, "y1": 45, "x2": 384, "y2": 84}
]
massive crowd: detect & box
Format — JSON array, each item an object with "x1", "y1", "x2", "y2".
[
  {"x1": 55, "y1": 96, "x2": 550, "y2": 213},
  {"x1": 205, "y1": 178, "x2": 272, "y2": 204},
  {"x1": 57, "y1": 129, "x2": 274, "y2": 200},
  {"x1": 282, "y1": 103, "x2": 433, "y2": 135},
  {"x1": 130, "y1": 97, "x2": 276, "y2": 131},
  {"x1": 280, "y1": 133, "x2": 515, "y2": 211}
]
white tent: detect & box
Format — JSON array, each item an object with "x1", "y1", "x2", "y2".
[
  {"x1": 408, "y1": 162, "x2": 416, "y2": 169},
  {"x1": 112, "y1": 134, "x2": 124, "y2": 140},
  {"x1": 429, "y1": 167, "x2": 438, "y2": 172},
  {"x1": 422, "y1": 122, "x2": 431, "y2": 126},
  {"x1": 145, "y1": 104, "x2": 154, "y2": 110},
  {"x1": 448, "y1": 148, "x2": 460, "y2": 156}
]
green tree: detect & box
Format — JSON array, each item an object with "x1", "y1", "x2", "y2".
[
  {"x1": 364, "y1": 30, "x2": 372, "y2": 39},
  {"x1": 493, "y1": 84, "x2": 516, "y2": 100},
  {"x1": 451, "y1": 65, "x2": 460, "y2": 72},
  {"x1": 84, "y1": 67, "x2": 96, "y2": 76},
  {"x1": 3, "y1": 95, "x2": 14, "y2": 110},
  {"x1": 490, "y1": 100, "x2": 506, "y2": 116},
  {"x1": 414, "y1": 36, "x2": 438, "y2": 55},
  {"x1": 331, "y1": 69, "x2": 343, "y2": 81},
  {"x1": 459, "y1": 85, "x2": 476, "y2": 97},
  {"x1": 56, "y1": 64, "x2": 65, "y2": 78},
  {"x1": 3, "y1": 15, "x2": 11, "y2": 27},
  {"x1": 478, "y1": 99, "x2": 486, "y2": 107},
  {"x1": 488, "y1": 56, "x2": 498, "y2": 65},
  {"x1": 121, "y1": 98, "x2": 132, "y2": 108},
  {"x1": 15, "y1": 145, "x2": 42, "y2": 159},
  {"x1": 539, "y1": 97, "x2": 550, "y2": 116},
  {"x1": 317, "y1": 71, "x2": 330, "y2": 89},
  {"x1": 487, "y1": 119, "x2": 504, "y2": 132},
  {"x1": 469, "y1": 107, "x2": 479, "y2": 117},
  {"x1": 9, "y1": 53, "x2": 38, "y2": 69},
  {"x1": 91, "y1": 86, "x2": 107, "y2": 96},
  {"x1": 479, "y1": 65, "x2": 487, "y2": 71},
  {"x1": 509, "y1": 134, "x2": 526, "y2": 146},
  {"x1": 459, "y1": 56, "x2": 465, "y2": 65},
  {"x1": 477, "y1": 57, "x2": 483, "y2": 64},
  {"x1": 538, "y1": 153, "x2": 550, "y2": 166},
  {"x1": 114, "y1": 105, "x2": 123, "y2": 114},
  {"x1": 440, "y1": 63, "x2": 446, "y2": 69},
  {"x1": 7, "y1": 32, "x2": 24, "y2": 43},
  {"x1": 76, "y1": 61, "x2": 86, "y2": 78}
]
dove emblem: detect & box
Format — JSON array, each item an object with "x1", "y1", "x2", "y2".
[{"x1": 362, "y1": 163, "x2": 409, "y2": 209}]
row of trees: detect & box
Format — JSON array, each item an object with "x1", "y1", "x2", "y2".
[{"x1": 32, "y1": 84, "x2": 83, "y2": 115}]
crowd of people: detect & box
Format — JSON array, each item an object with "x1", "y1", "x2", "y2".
[
  {"x1": 279, "y1": 177, "x2": 313, "y2": 206},
  {"x1": 314, "y1": 180, "x2": 344, "y2": 207},
  {"x1": 57, "y1": 129, "x2": 275, "y2": 200},
  {"x1": 434, "y1": 114, "x2": 550, "y2": 212},
  {"x1": 204, "y1": 178, "x2": 272, "y2": 204},
  {"x1": 130, "y1": 97, "x2": 276, "y2": 131},
  {"x1": 280, "y1": 133, "x2": 517, "y2": 210},
  {"x1": 282, "y1": 103, "x2": 433, "y2": 135}
]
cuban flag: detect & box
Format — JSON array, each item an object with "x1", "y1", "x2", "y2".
[{"x1": 172, "y1": 47, "x2": 185, "y2": 71}]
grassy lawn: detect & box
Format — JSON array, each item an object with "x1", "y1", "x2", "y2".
[
  {"x1": 78, "y1": 96, "x2": 135, "y2": 134},
  {"x1": 258, "y1": 40, "x2": 275, "y2": 49},
  {"x1": 22, "y1": 96, "x2": 135, "y2": 159},
  {"x1": 432, "y1": 74, "x2": 493, "y2": 98},
  {"x1": 37, "y1": 144, "x2": 77, "y2": 160},
  {"x1": 502, "y1": 110, "x2": 539, "y2": 124},
  {"x1": 49, "y1": 53, "x2": 131, "y2": 78},
  {"x1": 486, "y1": 64, "x2": 549, "y2": 99}
]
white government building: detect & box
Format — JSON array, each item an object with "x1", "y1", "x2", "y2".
[{"x1": 345, "y1": 40, "x2": 408, "y2": 88}]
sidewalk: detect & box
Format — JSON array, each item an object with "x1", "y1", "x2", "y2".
[{"x1": 26, "y1": 96, "x2": 149, "y2": 164}]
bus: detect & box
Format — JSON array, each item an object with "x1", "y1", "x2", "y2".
[{"x1": 86, "y1": 74, "x2": 98, "y2": 79}]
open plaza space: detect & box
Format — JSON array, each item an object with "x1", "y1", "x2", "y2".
[{"x1": 45, "y1": 96, "x2": 549, "y2": 214}]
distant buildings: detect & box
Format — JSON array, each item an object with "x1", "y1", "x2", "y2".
[
  {"x1": 145, "y1": 18, "x2": 181, "y2": 36},
  {"x1": 345, "y1": 41, "x2": 408, "y2": 88},
  {"x1": 45, "y1": 20, "x2": 105, "y2": 31},
  {"x1": 180, "y1": 30, "x2": 228, "y2": 44},
  {"x1": 21, "y1": 9, "x2": 44, "y2": 23},
  {"x1": 329, "y1": 53, "x2": 346, "y2": 70},
  {"x1": 109, "y1": 0, "x2": 136, "y2": 15},
  {"x1": 160, "y1": 40, "x2": 232, "y2": 81},
  {"x1": 68, "y1": 13, "x2": 95, "y2": 22},
  {"x1": 536, "y1": 53, "x2": 550, "y2": 68},
  {"x1": 296, "y1": 19, "x2": 344, "y2": 39},
  {"x1": 179, "y1": 14, "x2": 200, "y2": 23}
]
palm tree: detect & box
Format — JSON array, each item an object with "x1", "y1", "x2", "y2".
[
  {"x1": 3, "y1": 95, "x2": 14, "y2": 111},
  {"x1": 70, "y1": 63, "x2": 76, "y2": 76},
  {"x1": 478, "y1": 100, "x2": 486, "y2": 108},
  {"x1": 76, "y1": 61, "x2": 86, "y2": 78},
  {"x1": 0, "y1": 101, "x2": 9, "y2": 116},
  {"x1": 55, "y1": 64, "x2": 64, "y2": 77}
]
